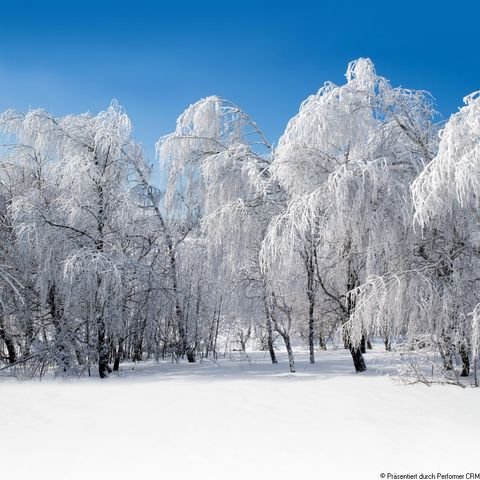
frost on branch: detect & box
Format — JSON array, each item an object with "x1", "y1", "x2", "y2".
[
  {"x1": 1, "y1": 59, "x2": 480, "y2": 380},
  {"x1": 262, "y1": 57, "x2": 435, "y2": 293},
  {"x1": 157, "y1": 95, "x2": 275, "y2": 264},
  {"x1": 157, "y1": 96, "x2": 271, "y2": 214},
  {"x1": 264, "y1": 58, "x2": 435, "y2": 263},
  {"x1": 259, "y1": 58, "x2": 440, "y2": 373},
  {"x1": 410, "y1": 91, "x2": 480, "y2": 377},
  {"x1": 0, "y1": 101, "x2": 157, "y2": 377},
  {"x1": 412, "y1": 91, "x2": 480, "y2": 227}
]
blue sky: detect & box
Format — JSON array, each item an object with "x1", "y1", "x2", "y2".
[{"x1": 1, "y1": 0, "x2": 479, "y2": 164}]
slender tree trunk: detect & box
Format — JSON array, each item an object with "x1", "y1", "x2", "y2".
[
  {"x1": 213, "y1": 304, "x2": 221, "y2": 360},
  {"x1": 459, "y1": 345, "x2": 470, "y2": 377},
  {"x1": 132, "y1": 314, "x2": 148, "y2": 362},
  {"x1": 47, "y1": 283, "x2": 71, "y2": 372},
  {"x1": 132, "y1": 338, "x2": 143, "y2": 362},
  {"x1": 360, "y1": 335, "x2": 367, "y2": 354},
  {"x1": 75, "y1": 346, "x2": 85, "y2": 366},
  {"x1": 205, "y1": 308, "x2": 217, "y2": 358},
  {"x1": 350, "y1": 346, "x2": 367, "y2": 372},
  {"x1": 265, "y1": 316, "x2": 277, "y2": 364},
  {"x1": 308, "y1": 298, "x2": 315, "y2": 364},
  {"x1": 94, "y1": 259, "x2": 110, "y2": 378},
  {"x1": 97, "y1": 315, "x2": 110, "y2": 378},
  {"x1": 269, "y1": 293, "x2": 295, "y2": 373},
  {"x1": 283, "y1": 334, "x2": 295, "y2": 373},
  {"x1": 23, "y1": 313, "x2": 34, "y2": 357},
  {"x1": 113, "y1": 337, "x2": 124, "y2": 372},
  {"x1": 346, "y1": 259, "x2": 366, "y2": 373},
  {"x1": 94, "y1": 155, "x2": 112, "y2": 378},
  {"x1": 86, "y1": 315, "x2": 91, "y2": 377},
  {"x1": 239, "y1": 325, "x2": 251, "y2": 353},
  {"x1": 319, "y1": 331, "x2": 327, "y2": 351},
  {"x1": 439, "y1": 335, "x2": 454, "y2": 371},
  {"x1": 474, "y1": 358, "x2": 478, "y2": 387},
  {"x1": 0, "y1": 315, "x2": 17, "y2": 364},
  {"x1": 303, "y1": 247, "x2": 316, "y2": 364},
  {"x1": 263, "y1": 304, "x2": 278, "y2": 364},
  {"x1": 260, "y1": 278, "x2": 278, "y2": 364}
]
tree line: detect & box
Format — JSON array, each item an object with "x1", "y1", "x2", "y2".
[{"x1": 1, "y1": 58, "x2": 479, "y2": 380}]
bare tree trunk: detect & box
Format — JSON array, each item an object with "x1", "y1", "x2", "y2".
[
  {"x1": 283, "y1": 335, "x2": 295, "y2": 373},
  {"x1": 213, "y1": 303, "x2": 221, "y2": 360},
  {"x1": 439, "y1": 335, "x2": 454, "y2": 371},
  {"x1": 86, "y1": 315, "x2": 91, "y2": 377},
  {"x1": 132, "y1": 314, "x2": 149, "y2": 362},
  {"x1": 303, "y1": 246, "x2": 316, "y2": 364},
  {"x1": 97, "y1": 315, "x2": 110, "y2": 378},
  {"x1": 206, "y1": 308, "x2": 217, "y2": 358},
  {"x1": 94, "y1": 154, "x2": 112, "y2": 379},
  {"x1": 259, "y1": 275, "x2": 278, "y2": 364},
  {"x1": 360, "y1": 335, "x2": 367, "y2": 354},
  {"x1": 346, "y1": 261, "x2": 366, "y2": 373},
  {"x1": 22, "y1": 311, "x2": 34, "y2": 357},
  {"x1": 474, "y1": 358, "x2": 478, "y2": 387},
  {"x1": 262, "y1": 296, "x2": 278, "y2": 364},
  {"x1": 185, "y1": 347, "x2": 196, "y2": 363},
  {"x1": 319, "y1": 328, "x2": 327, "y2": 351},
  {"x1": 308, "y1": 299, "x2": 315, "y2": 364},
  {"x1": 269, "y1": 293, "x2": 295, "y2": 373},
  {"x1": 0, "y1": 315, "x2": 17, "y2": 364},
  {"x1": 94, "y1": 263, "x2": 111, "y2": 378},
  {"x1": 350, "y1": 346, "x2": 367, "y2": 372},
  {"x1": 265, "y1": 314, "x2": 277, "y2": 364},
  {"x1": 239, "y1": 325, "x2": 251, "y2": 353},
  {"x1": 459, "y1": 345, "x2": 470, "y2": 377},
  {"x1": 47, "y1": 283, "x2": 72, "y2": 372},
  {"x1": 113, "y1": 338, "x2": 124, "y2": 372}
]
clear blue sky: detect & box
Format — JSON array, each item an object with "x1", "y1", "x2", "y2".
[{"x1": 1, "y1": 0, "x2": 479, "y2": 164}]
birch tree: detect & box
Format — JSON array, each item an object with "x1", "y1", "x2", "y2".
[
  {"x1": 157, "y1": 96, "x2": 285, "y2": 364},
  {"x1": 405, "y1": 91, "x2": 480, "y2": 376},
  {"x1": 1, "y1": 102, "x2": 153, "y2": 377},
  {"x1": 263, "y1": 58, "x2": 437, "y2": 371}
]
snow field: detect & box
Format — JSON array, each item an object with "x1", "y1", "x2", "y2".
[{"x1": 1, "y1": 349, "x2": 479, "y2": 480}]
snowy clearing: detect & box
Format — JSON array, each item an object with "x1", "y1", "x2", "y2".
[{"x1": 1, "y1": 347, "x2": 478, "y2": 480}]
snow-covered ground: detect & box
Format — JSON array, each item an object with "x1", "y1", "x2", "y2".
[{"x1": 1, "y1": 347, "x2": 479, "y2": 480}]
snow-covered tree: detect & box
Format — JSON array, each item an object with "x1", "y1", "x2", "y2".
[
  {"x1": 157, "y1": 96, "x2": 287, "y2": 364},
  {"x1": 1, "y1": 59, "x2": 478, "y2": 383},
  {"x1": 263, "y1": 58, "x2": 437, "y2": 371},
  {"x1": 405, "y1": 91, "x2": 480, "y2": 376},
  {"x1": 412, "y1": 91, "x2": 480, "y2": 226},
  {"x1": 0, "y1": 102, "x2": 160, "y2": 377}
]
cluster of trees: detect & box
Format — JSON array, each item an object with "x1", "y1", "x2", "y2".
[{"x1": 1, "y1": 59, "x2": 479, "y2": 379}]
